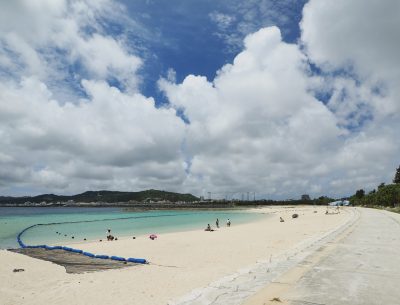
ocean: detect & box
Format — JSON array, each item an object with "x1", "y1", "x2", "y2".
[{"x1": 0, "y1": 207, "x2": 265, "y2": 249}]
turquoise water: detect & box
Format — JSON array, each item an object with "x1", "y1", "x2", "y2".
[{"x1": 0, "y1": 207, "x2": 265, "y2": 249}]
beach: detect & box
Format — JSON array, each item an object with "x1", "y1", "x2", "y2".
[{"x1": 0, "y1": 206, "x2": 351, "y2": 305}]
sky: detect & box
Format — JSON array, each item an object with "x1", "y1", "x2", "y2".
[{"x1": 0, "y1": 0, "x2": 399, "y2": 199}]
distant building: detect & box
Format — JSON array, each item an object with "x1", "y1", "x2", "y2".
[
  {"x1": 329, "y1": 200, "x2": 350, "y2": 206},
  {"x1": 301, "y1": 194, "x2": 311, "y2": 201}
]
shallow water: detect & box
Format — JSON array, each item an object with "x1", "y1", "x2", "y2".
[{"x1": 0, "y1": 207, "x2": 264, "y2": 249}]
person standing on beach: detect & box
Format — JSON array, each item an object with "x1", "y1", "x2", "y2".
[
  {"x1": 227, "y1": 219, "x2": 231, "y2": 227},
  {"x1": 216, "y1": 218, "x2": 219, "y2": 228}
]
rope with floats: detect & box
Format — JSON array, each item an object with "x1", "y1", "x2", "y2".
[{"x1": 16, "y1": 213, "x2": 193, "y2": 264}]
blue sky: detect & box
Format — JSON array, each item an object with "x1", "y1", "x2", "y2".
[
  {"x1": 118, "y1": 0, "x2": 307, "y2": 103},
  {"x1": 0, "y1": 0, "x2": 399, "y2": 199}
]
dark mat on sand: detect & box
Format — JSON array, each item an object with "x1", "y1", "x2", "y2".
[{"x1": 9, "y1": 248, "x2": 141, "y2": 274}]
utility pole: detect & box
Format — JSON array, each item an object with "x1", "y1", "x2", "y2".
[
  {"x1": 253, "y1": 192, "x2": 256, "y2": 201},
  {"x1": 247, "y1": 192, "x2": 249, "y2": 201}
]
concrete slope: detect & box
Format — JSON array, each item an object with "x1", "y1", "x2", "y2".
[{"x1": 284, "y1": 208, "x2": 400, "y2": 305}]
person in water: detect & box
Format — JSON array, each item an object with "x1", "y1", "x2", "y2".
[
  {"x1": 227, "y1": 219, "x2": 231, "y2": 227},
  {"x1": 216, "y1": 218, "x2": 219, "y2": 228}
]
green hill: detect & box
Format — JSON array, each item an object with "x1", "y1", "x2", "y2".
[{"x1": 0, "y1": 189, "x2": 199, "y2": 205}]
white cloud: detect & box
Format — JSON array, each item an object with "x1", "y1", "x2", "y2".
[
  {"x1": 208, "y1": 0, "x2": 304, "y2": 52},
  {"x1": 0, "y1": 76, "x2": 186, "y2": 193},
  {"x1": 300, "y1": 0, "x2": 400, "y2": 190},
  {"x1": 160, "y1": 27, "x2": 348, "y2": 198},
  {"x1": 160, "y1": 12, "x2": 400, "y2": 199},
  {"x1": 0, "y1": 0, "x2": 142, "y2": 96},
  {"x1": 302, "y1": 0, "x2": 400, "y2": 118},
  {"x1": 0, "y1": 0, "x2": 186, "y2": 194},
  {"x1": 1, "y1": 0, "x2": 399, "y2": 199},
  {"x1": 209, "y1": 12, "x2": 236, "y2": 30}
]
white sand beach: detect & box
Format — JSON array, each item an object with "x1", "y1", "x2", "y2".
[{"x1": 0, "y1": 206, "x2": 351, "y2": 305}]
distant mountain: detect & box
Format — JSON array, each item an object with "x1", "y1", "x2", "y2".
[{"x1": 0, "y1": 189, "x2": 199, "y2": 205}]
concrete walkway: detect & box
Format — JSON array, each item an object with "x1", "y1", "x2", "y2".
[{"x1": 283, "y1": 208, "x2": 400, "y2": 305}]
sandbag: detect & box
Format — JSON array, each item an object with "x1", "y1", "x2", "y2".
[
  {"x1": 110, "y1": 255, "x2": 126, "y2": 261},
  {"x1": 127, "y1": 258, "x2": 147, "y2": 264},
  {"x1": 70, "y1": 248, "x2": 83, "y2": 254},
  {"x1": 17, "y1": 238, "x2": 25, "y2": 248},
  {"x1": 95, "y1": 254, "x2": 109, "y2": 259}
]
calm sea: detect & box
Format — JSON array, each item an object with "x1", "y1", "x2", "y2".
[{"x1": 0, "y1": 207, "x2": 265, "y2": 249}]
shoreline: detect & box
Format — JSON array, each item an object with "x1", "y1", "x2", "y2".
[
  {"x1": 1, "y1": 207, "x2": 265, "y2": 250},
  {"x1": 53, "y1": 207, "x2": 274, "y2": 247},
  {"x1": 0, "y1": 206, "x2": 350, "y2": 305},
  {"x1": 18, "y1": 206, "x2": 298, "y2": 248},
  {"x1": 5, "y1": 207, "x2": 268, "y2": 250}
]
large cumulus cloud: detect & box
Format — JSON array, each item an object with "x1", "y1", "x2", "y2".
[
  {"x1": 1, "y1": 0, "x2": 399, "y2": 198},
  {"x1": 0, "y1": 0, "x2": 186, "y2": 194},
  {"x1": 301, "y1": 0, "x2": 400, "y2": 193},
  {"x1": 160, "y1": 27, "x2": 345, "y2": 198},
  {"x1": 160, "y1": 0, "x2": 400, "y2": 198}
]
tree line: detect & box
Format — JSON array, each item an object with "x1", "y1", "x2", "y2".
[{"x1": 350, "y1": 165, "x2": 400, "y2": 207}]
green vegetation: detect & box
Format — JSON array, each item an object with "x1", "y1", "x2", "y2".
[
  {"x1": 350, "y1": 184, "x2": 400, "y2": 207},
  {"x1": 235, "y1": 195, "x2": 335, "y2": 206},
  {"x1": 350, "y1": 166, "x2": 400, "y2": 208},
  {"x1": 393, "y1": 165, "x2": 400, "y2": 184},
  {"x1": 0, "y1": 189, "x2": 199, "y2": 205}
]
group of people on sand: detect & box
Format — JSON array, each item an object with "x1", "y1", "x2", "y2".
[
  {"x1": 107, "y1": 218, "x2": 232, "y2": 237},
  {"x1": 325, "y1": 206, "x2": 341, "y2": 215},
  {"x1": 205, "y1": 218, "x2": 231, "y2": 231}
]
